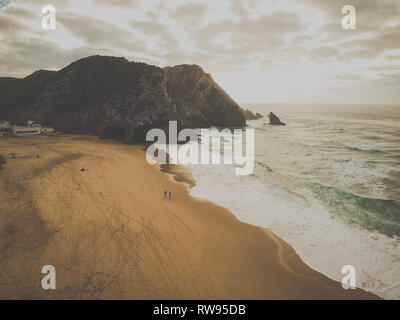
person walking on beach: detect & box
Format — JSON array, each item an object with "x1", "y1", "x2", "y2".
[{"x1": 164, "y1": 190, "x2": 167, "y2": 198}]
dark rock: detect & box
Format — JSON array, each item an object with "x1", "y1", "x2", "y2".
[
  {"x1": 0, "y1": 154, "x2": 6, "y2": 170},
  {"x1": 241, "y1": 109, "x2": 263, "y2": 120},
  {"x1": 0, "y1": 55, "x2": 247, "y2": 142},
  {"x1": 164, "y1": 64, "x2": 245, "y2": 128},
  {"x1": 268, "y1": 112, "x2": 286, "y2": 125}
]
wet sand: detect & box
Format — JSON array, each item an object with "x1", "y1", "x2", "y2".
[{"x1": 0, "y1": 135, "x2": 378, "y2": 299}]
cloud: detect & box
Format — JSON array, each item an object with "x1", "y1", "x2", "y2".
[
  {"x1": 304, "y1": 0, "x2": 400, "y2": 28},
  {"x1": 169, "y1": 2, "x2": 208, "y2": 25},
  {"x1": 0, "y1": 11, "x2": 27, "y2": 35},
  {"x1": 385, "y1": 55, "x2": 400, "y2": 61},
  {"x1": 0, "y1": 0, "x2": 399, "y2": 103},
  {"x1": 308, "y1": 46, "x2": 339, "y2": 60},
  {"x1": 3, "y1": 5, "x2": 36, "y2": 19},
  {"x1": 229, "y1": 0, "x2": 250, "y2": 18},
  {"x1": 337, "y1": 25, "x2": 400, "y2": 60},
  {"x1": 196, "y1": 12, "x2": 304, "y2": 51},
  {"x1": 91, "y1": 0, "x2": 139, "y2": 7},
  {"x1": 132, "y1": 19, "x2": 179, "y2": 51},
  {"x1": 0, "y1": 36, "x2": 119, "y2": 76},
  {"x1": 0, "y1": 0, "x2": 11, "y2": 9},
  {"x1": 58, "y1": 13, "x2": 147, "y2": 53}
]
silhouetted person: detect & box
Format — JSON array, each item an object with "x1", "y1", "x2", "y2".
[
  {"x1": 164, "y1": 190, "x2": 167, "y2": 198},
  {"x1": 37, "y1": 154, "x2": 40, "y2": 159},
  {"x1": 169, "y1": 191, "x2": 171, "y2": 199}
]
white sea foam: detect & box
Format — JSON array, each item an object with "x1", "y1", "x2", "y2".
[
  {"x1": 181, "y1": 105, "x2": 400, "y2": 299},
  {"x1": 185, "y1": 162, "x2": 400, "y2": 299}
]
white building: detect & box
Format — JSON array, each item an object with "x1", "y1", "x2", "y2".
[
  {"x1": 12, "y1": 125, "x2": 41, "y2": 136},
  {"x1": 0, "y1": 121, "x2": 11, "y2": 130},
  {"x1": 11, "y1": 121, "x2": 55, "y2": 136},
  {"x1": 0, "y1": 122, "x2": 12, "y2": 137}
]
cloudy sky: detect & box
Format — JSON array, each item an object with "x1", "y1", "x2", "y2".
[{"x1": 0, "y1": 0, "x2": 399, "y2": 104}]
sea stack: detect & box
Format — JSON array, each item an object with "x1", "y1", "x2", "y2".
[
  {"x1": 268, "y1": 112, "x2": 286, "y2": 125},
  {"x1": 241, "y1": 109, "x2": 264, "y2": 120}
]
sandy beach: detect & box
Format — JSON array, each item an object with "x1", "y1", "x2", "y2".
[{"x1": 0, "y1": 135, "x2": 378, "y2": 299}]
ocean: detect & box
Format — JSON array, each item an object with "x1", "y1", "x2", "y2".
[{"x1": 183, "y1": 103, "x2": 400, "y2": 299}]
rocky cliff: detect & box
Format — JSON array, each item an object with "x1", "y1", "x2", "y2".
[
  {"x1": 268, "y1": 112, "x2": 286, "y2": 125},
  {"x1": 241, "y1": 108, "x2": 263, "y2": 120},
  {"x1": 0, "y1": 55, "x2": 247, "y2": 142},
  {"x1": 164, "y1": 65, "x2": 245, "y2": 128}
]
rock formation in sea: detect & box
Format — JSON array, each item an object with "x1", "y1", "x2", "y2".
[
  {"x1": 0, "y1": 55, "x2": 247, "y2": 142},
  {"x1": 241, "y1": 109, "x2": 263, "y2": 120},
  {"x1": 268, "y1": 112, "x2": 286, "y2": 125}
]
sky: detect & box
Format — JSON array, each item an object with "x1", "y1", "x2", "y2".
[{"x1": 0, "y1": 0, "x2": 399, "y2": 104}]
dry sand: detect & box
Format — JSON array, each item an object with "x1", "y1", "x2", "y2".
[{"x1": 0, "y1": 135, "x2": 378, "y2": 299}]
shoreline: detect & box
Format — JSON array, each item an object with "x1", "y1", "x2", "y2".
[
  {"x1": 0, "y1": 135, "x2": 379, "y2": 299},
  {"x1": 160, "y1": 160, "x2": 383, "y2": 299},
  {"x1": 142, "y1": 142, "x2": 382, "y2": 299}
]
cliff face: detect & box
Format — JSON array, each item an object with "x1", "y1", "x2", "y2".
[
  {"x1": 164, "y1": 65, "x2": 245, "y2": 128},
  {"x1": 241, "y1": 108, "x2": 263, "y2": 120},
  {"x1": 0, "y1": 56, "x2": 246, "y2": 142},
  {"x1": 268, "y1": 112, "x2": 286, "y2": 125}
]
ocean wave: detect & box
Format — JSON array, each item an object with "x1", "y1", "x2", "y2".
[
  {"x1": 331, "y1": 156, "x2": 352, "y2": 163},
  {"x1": 363, "y1": 135, "x2": 385, "y2": 141},
  {"x1": 345, "y1": 144, "x2": 384, "y2": 153},
  {"x1": 308, "y1": 183, "x2": 400, "y2": 237},
  {"x1": 255, "y1": 161, "x2": 274, "y2": 172},
  {"x1": 389, "y1": 170, "x2": 400, "y2": 179},
  {"x1": 187, "y1": 158, "x2": 400, "y2": 299}
]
